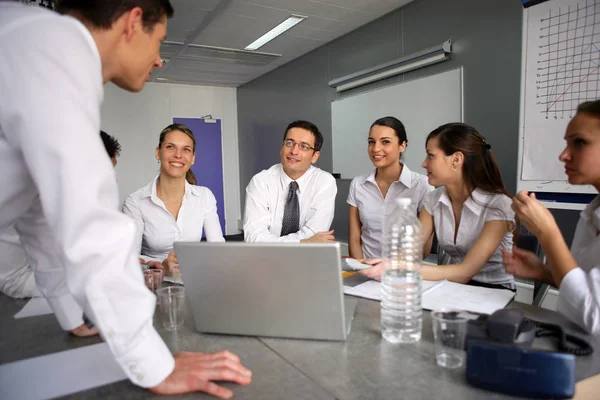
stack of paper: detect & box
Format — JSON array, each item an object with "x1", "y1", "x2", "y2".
[
  {"x1": 422, "y1": 281, "x2": 515, "y2": 314},
  {"x1": 344, "y1": 280, "x2": 515, "y2": 315},
  {"x1": 343, "y1": 280, "x2": 442, "y2": 302}
]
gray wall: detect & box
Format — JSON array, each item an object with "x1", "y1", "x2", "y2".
[{"x1": 237, "y1": 0, "x2": 579, "y2": 244}]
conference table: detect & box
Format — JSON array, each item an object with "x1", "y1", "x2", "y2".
[{"x1": 2, "y1": 276, "x2": 599, "y2": 399}]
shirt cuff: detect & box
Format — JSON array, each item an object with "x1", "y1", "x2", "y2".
[
  {"x1": 557, "y1": 267, "x2": 587, "y2": 322},
  {"x1": 114, "y1": 324, "x2": 175, "y2": 388},
  {"x1": 45, "y1": 294, "x2": 84, "y2": 331}
]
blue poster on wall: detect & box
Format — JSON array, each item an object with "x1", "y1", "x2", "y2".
[{"x1": 173, "y1": 117, "x2": 225, "y2": 235}]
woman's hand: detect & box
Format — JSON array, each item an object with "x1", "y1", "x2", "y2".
[
  {"x1": 357, "y1": 258, "x2": 383, "y2": 281},
  {"x1": 502, "y1": 247, "x2": 545, "y2": 281},
  {"x1": 162, "y1": 251, "x2": 179, "y2": 274},
  {"x1": 140, "y1": 258, "x2": 164, "y2": 271},
  {"x1": 512, "y1": 191, "x2": 559, "y2": 239}
]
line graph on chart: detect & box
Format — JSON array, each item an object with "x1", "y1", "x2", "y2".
[{"x1": 536, "y1": 0, "x2": 600, "y2": 120}]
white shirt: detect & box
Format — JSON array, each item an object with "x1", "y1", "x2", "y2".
[
  {"x1": 244, "y1": 164, "x2": 337, "y2": 242},
  {"x1": 423, "y1": 187, "x2": 515, "y2": 288},
  {"x1": 0, "y1": 4, "x2": 173, "y2": 388},
  {"x1": 558, "y1": 195, "x2": 600, "y2": 334},
  {"x1": 123, "y1": 177, "x2": 225, "y2": 262},
  {"x1": 0, "y1": 226, "x2": 41, "y2": 298},
  {"x1": 347, "y1": 164, "x2": 432, "y2": 259}
]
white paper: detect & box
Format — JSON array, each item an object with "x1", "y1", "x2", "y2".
[
  {"x1": 343, "y1": 280, "x2": 442, "y2": 301},
  {"x1": 422, "y1": 281, "x2": 515, "y2": 315},
  {"x1": 344, "y1": 258, "x2": 371, "y2": 270},
  {"x1": 344, "y1": 280, "x2": 515, "y2": 314},
  {"x1": 14, "y1": 297, "x2": 53, "y2": 319},
  {"x1": 163, "y1": 273, "x2": 184, "y2": 285},
  {"x1": 0, "y1": 343, "x2": 127, "y2": 400}
]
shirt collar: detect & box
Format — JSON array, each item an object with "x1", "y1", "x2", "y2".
[
  {"x1": 438, "y1": 187, "x2": 452, "y2": 210},
  {"x1": 364, "y1": 163, "x2": 413, "y2": 188},
  {"x1": 140, "y1": 175, "x2": 197, "y2": 200},
  {"x1": 398, "y1": 164, "x2": 413, "y2": 188},
  {"x1": 582, "y1": 195, "x2": 600, "y2": 222},
  {"x1": 437, "y1": 187, "x2": 489, "y2": 216},
  {"x1": 140, "y1": 177, "x2": 157, "y2": 199},
  {"x1": 279, "y1": 164, "x2": 313, "y2": 193},
  {"x1": 464, "y1": 188, "x2": 492, "y2": 216}
]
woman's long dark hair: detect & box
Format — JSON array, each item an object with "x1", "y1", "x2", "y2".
[{"x1": 427, "y1": 123, "x2": 509, "y2": 197}]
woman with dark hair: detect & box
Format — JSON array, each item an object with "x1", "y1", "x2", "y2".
[
  {"x1": 123, "y1": 123, "x2": 224, "y2": 272},
  {"x1": 347, "y1": 117, "x2": 431, "y2": 259},
  {"x1": 505, "y1": 100, "x2": 600, "y2": 334},
  {"x1": 360, "y1": 123, "x2": 516, "y2": 291}
]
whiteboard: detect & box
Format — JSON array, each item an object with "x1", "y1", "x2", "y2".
[
  {"x1": 332, "y1": 68, "x2": 463, "y2": 179},
  {"x1": 518, "y1": 0, "x2": 598, "y2": 197}
]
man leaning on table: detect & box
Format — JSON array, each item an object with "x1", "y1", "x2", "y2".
[
  {"x1": 243, "y1": 120, "x2": 338, "y2": 243},
  {"x1": 0, "y1": 1, "x2": 250, "y2": 398},
  {"x1": 0, "y1": 131, "x2": 120, "y2": 337}
]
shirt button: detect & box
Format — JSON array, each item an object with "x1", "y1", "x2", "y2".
[
  {"x1": 129, "y1": 365, "x2": 137, "y2": 372},
  {"x1": 137, "y1": 373, "x2": 144, "y2": 382}
]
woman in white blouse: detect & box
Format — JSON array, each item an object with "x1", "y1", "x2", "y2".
[
  {"x1": 504, "y1": 100, "x2": 600, "y2": 334},
  {"x1": 123, "y1": 123, "x2": 224, "y2": 271},
  {"x1": 361, "y1": 123, "x2": 516, "y2": 291},
  {"x1": 347, "y1": 117, "x2": 431, "y2": 259}
]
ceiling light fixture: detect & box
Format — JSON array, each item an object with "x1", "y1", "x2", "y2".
[{"x1": 244, "y1": 15, "x2": 307, "y2": 51}]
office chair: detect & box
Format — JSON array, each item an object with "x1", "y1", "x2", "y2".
[{"x1": 514, "y1": 226, "x2": 548, "y2": 307}]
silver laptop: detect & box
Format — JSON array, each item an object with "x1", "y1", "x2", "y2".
[{"x1": 174, "y1": 242, "x2": 357, "y2": 341}]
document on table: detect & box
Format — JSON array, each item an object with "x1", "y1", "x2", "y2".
[
  {"x1": 163, "y1": 273, "x2": 184, "y2": 285},
  {"x1": 344, "y1": 280, "x2": 515, "y2": 314},
  {"x1": 14, "y1": 297, "x2": 53, "y2": 319},
  {"x1": 343, "y1": 280, "x2": 442, "y2": 302},
  {"x1": 422, "y1": 280, "x2": 515, "y2": 314},
  {"x1": 0, "y1": 343, "x2": 127, "y2": 400}
]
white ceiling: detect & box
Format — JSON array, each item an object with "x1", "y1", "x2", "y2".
[{"x1": 152, "y1": 0, "x2": 413, "y2": 87}]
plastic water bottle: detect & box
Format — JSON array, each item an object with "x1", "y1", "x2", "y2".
[{"x1": 380, "y1": 198, "x2": 424, "y2": 344}]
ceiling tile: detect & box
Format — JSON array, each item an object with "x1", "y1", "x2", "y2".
[
  {"x1": 238, "y1": 0, "x2": 368, "y2": 20},
  {"x1": 156, "y1": 0, "x2": 413, "y2": 86},
  {"x1": 222, "y1": 1, "x2": 346, "y2": 32},
  {"x1": 168, "y1": 0, "x2": 218, "y2": 41}
]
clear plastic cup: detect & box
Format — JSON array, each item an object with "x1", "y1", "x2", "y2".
[
  {"x1": 143, "y1": 270, "x2": 156, "y2": 293},
  {"x1": 150, "y1": 269, "x2": 164, "y2": 291},
  {"x1": 157, "y1": 286, "x2": 185, "y2": 331},
  {"x1": 431, "y1": 309, "x2": 469, "y2": 369}
]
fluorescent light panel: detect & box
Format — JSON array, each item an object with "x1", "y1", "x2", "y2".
[{"x1": 244, "y1": 15, "x2": 306, "y2": 51}]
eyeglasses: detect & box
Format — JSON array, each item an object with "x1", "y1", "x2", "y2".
[{"x1": 283, "y1": 139, "x2": 315, "y2": 152}]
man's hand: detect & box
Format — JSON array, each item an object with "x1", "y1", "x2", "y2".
[
  {"x1": 150, "y1": 351, "x2": 252, "y2": 398},
  {"x1": 69, "y1": 323, "x2": 99, "y2": 337},
  {"x1": 300, "y1": 230, "x2": 335, "y2": 243}
]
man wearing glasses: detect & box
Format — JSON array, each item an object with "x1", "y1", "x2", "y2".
[{"x1": 244, "y1": 120, "x2": 338, "y2": 243}]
